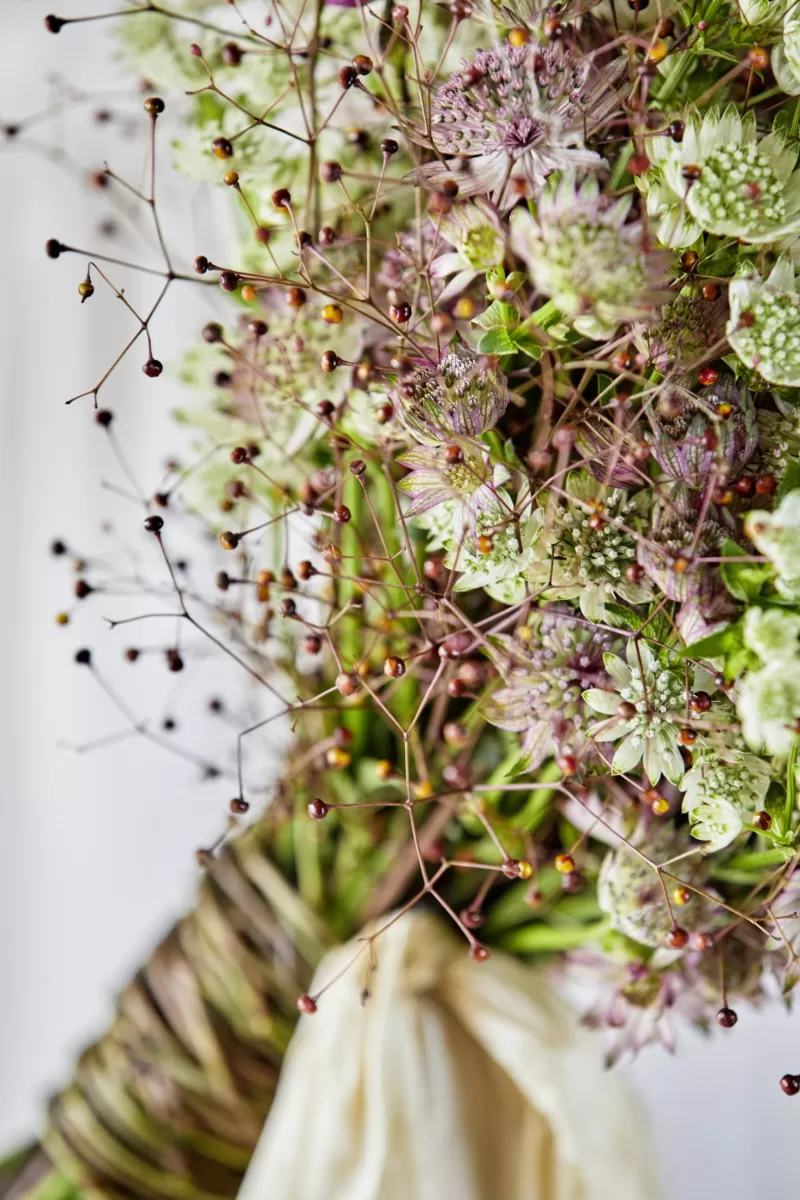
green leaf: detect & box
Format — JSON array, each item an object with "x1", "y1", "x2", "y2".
[
  {"x1": 681, "y1": 622, "x2": 740, "y2": 661},
  {"x1": 509, "y1": 330, "x2": 544, "y2": 359},
  {"x1": 501, "y1": 918, "x2": 610, "y2": 954},
  {"x1": 472, "y1": 300, "x2": 519, "y2": 331},
  {"x1": 477, "y1": 327, "x2": 517, "y2": 355},
  {"x1": 720, "y1": 538, "x2": 772, "y2": 601}
]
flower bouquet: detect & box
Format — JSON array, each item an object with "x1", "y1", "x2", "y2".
[{"x1": 9, "y1": 0, "x2": 800, "y2": 1193}]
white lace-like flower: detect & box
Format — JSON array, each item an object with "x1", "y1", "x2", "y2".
[
  {"x1": 743, "y1": 606, "x2": 800, "y2": 662},
  {"x1": 416, "y1": 493, "x2": 537, "y2": 604},
  {"x1": 758, "y1": 405, "x2": 800, "y2": 479},
  {"x1": 744, "y1": 487, "x2": 800, "y2": 597},
  {"x1": 737, "y1": 658, "x2": 800, "y2": 754},
  {"x1": 680, "y1": 747, "x2": 771, "y2": 853},
  {"x1": 598, "y1": 828, "x2": 709, "y2": 948},
  {"x1": 727, "y1": 258, "x2": 800, "y2": 387},
  {"x1": 583, "y1": 641, "x2": 696, "y2": 785},
  {"x1": 430, "y1": 202, "x2": 505, "y2": 303},
  {"x1": 510, "y1": 176, "x2": 670, "y2": 338},
  {"x1": 643, "y1": 107, "x2": 800, "y2": 247},
  {"x1": 535, "y1": 472, "x2": 651, "y2": 622}
]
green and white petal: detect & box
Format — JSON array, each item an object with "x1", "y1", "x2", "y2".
[
  {"x1": 612, "y1": 733, "x2": 645, "y2": 774},
  {"x1": 604, "y1": 652, "x2": 633, "y2": 689},
  {"x1": 583, "y1": 688, "x2": 622, "y2": 715}
]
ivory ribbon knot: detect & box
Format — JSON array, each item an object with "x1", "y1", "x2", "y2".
[{"x1": 238, "y1": 912, "x2": 659, "y2": 1200}]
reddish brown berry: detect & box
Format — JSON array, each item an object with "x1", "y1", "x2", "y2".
[
  {"x1": 780, "y1": 1074, "x2": 800, "y2": 1095},
  {"x1": 297, "y1": 994, "x2": 318, "y2": 1014},
  {"x1": 716, "y1": 1007, "x2": 738, "y2": 1028},
  {"x1": 666, "y1": 927, "x2": 689, "y2": 949},
  {"x1": 307, "y1": 798, "x2": 330, "y2": 820}
]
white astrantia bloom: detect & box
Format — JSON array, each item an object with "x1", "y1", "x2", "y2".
[
  {"x1": 743, "y1": 606, "x2": 800, "y2": 662},
  {"x1": 642, "y1": 106, "x2": 800, "y2": 247},
  {"x1": 727, "y1": 258, "x2": 800, "y2": 387},
  {"x1": 744, "y1": 487, "x2": 800, "y2": 597},
  {"x1": 680, "y1": 747, "x2": 771, "y2": 853},
  {"x1": 737, "y1": 658, "x2": 800, "y2": 754},
  {"x1": 416, "y1": 492, "x2": 538, "y2": 605},
  {"x1": 534, "y1": 471, "x2": 651, "y2": 623},
  {"x1": 430, "y1": 202, "x2": 505, "y2": 304},
  {"x1": 583, "y1": 641, "x2": 697, "y2": 785},
  {"x1": 510, "y1": 176, "x2": 670, "y2": 339}
]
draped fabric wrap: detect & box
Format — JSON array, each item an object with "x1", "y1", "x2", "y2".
[{"x1": 238, "y1": 912, "x2": 659, "y2": 1200}]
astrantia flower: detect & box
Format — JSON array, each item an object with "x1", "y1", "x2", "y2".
[
  {"x1": 637, "y1": 485, "x2": 728, "y2": 607},
  {"x1": 744, "y1": 486, "x2": 800, "y2": 597},
  {"x1": 646, "y1": 376, "x2": 758, "y2": 490},
  {"x1": 643, "y1": 107, "x2": 800, "y2": 247},
  {"x1": 539, "y1": 472, "x2": 651, "y2": 621},
  {"x1": 396, "y1": 443, "x2": 509, "y2": 529},
  {"x1": 727, "y1": 258, "x2": 800, "y2": 387},
  {"x1": 598, "y1": 828, "x2": 710, "y2": 947},
  {"x1": 444, "y1": 494, "x2": 537, "y2": 603},
  {"x1": 584, "y1": 641, "x2": 699, "y2": 784},
  {"x1": 573, "y1": 927, "x2": 764, "y2": 1062},
  {"x1": 511, "y1": 176, "x2": 671, "y2": 338},
  {"x1": 639, "y1": 288, "x2": 729, "y2": 374},
  {"x1": 680, "y1": 746, "x2": 771, "y2": 852},
  {"x1": 378, "y1": 220, "x2": 443, "y2": 296},
  {"x1": 394, "y1": 335, "x2": 509, "y2": 446},
  {"x1": 430, "y1": 202, "x2": 505, "y2": 303},
  {"x1": 743, "y1": 605, "x2": 800, "y2": 662},
  {"x1": 737, "y1": 658, "x2": 800, "y2": 754},
  {"x1": 422, "y1": 41, "x2": 621, "y2": 208},
  {"x1": 485, "y1": 608, "x2": 617, "y2": 770},
  {"x1": 758, "y1": 405, "x2": 800, "y2": 482},
  {"x1": 574, "y1": 415, "x2": 647, "y2": 490}
]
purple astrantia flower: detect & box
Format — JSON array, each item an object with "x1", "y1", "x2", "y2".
[
  {"x1": 639, "y1": 290, "x2": 729, "y2": 373},
  {"x1": 637, "y1": 484, "x2": 730, "y2": 605},
  {"x1": 394, "y1": 335, "x2": 509, "y2": 446},
  {"x1": 421, "y1": 41, "x2": 622, "y2": 209},
  {"x1": 646, "y1": 375, "x2": 758, "y2": 490},
  {"x1": 574, "y1": 415, "x2": 649, "y2": 489},
  {"x1": 396, "y1": 442, "x2": 510, "y2": 531},
  {"x1": 378, "y1": 219, "x2": 444, "y2": 296},
  {"x1": 484, "y1": 606, "x2": 617, "y2": 771}
]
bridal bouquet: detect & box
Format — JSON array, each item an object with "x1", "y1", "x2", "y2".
[{"x1": 18, "y1": 0, "x2": 800, "y2": 1193}]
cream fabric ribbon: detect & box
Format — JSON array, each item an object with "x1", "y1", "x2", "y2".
[{"x1": 238, "y1": 912, "x2": 659, "y2": 1200}]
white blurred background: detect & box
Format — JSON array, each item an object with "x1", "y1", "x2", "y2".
[{"x1": 1, "y1": 3, "x2": 799, "y2": 1197}]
